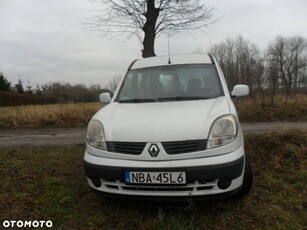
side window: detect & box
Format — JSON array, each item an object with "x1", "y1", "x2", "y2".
[
  {"x1": 119, "y1": 73, "x2": 133, "y2": 100},
  {"x1": 178, "y1": 66, "x2": 221, "y2": 97},
  {"x1": 159, "y1": 74, "x2": 173, "y2": 95}
]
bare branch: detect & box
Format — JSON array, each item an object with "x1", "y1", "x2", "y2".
[{"x1": 86, "y1": 0, "x2": 216, "y2": 57}]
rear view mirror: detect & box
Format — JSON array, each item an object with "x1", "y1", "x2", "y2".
[
  {"x1": 99, "y1": 92, "x2": 112, "y2": 104},
  {"x1": 231, "y1": 85, "x2": 249, "y2": 97}
]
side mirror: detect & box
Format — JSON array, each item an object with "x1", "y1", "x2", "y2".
[
  {"x1": 231, "y1": 85, "x2": 249, "y2": 97},
  {"x1": 99, "y1": 92, "x2": 112, "y2": 104}
]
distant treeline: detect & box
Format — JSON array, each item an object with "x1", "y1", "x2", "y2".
[
  {"x1": 0, "y1": 91, "x2": 57, "y2": 107},
  {"x1": 0, "y1": 69, "x2": 121, "y2": 106},
  {"x1": 0, "y1": 79, "x2": 111, "y2": 106},
  {"x1": 38, "y1": 82, "x2": 110, "y2": 104},
  {"x1": 210, "y1": 34, "x2": 307, "y2": 105}
]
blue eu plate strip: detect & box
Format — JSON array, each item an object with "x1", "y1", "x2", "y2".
[{"x1": 125, "y1": 172, "x2": 130, "y2": 183}]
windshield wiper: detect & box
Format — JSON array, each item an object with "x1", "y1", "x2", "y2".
[
  {"x1": 118, "y1": 98, "x2": 156, "y2": 103},
  {"x1": 157, "y1": 96, "x2": 210, "y2": 101}
]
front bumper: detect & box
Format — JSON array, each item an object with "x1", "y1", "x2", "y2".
[{"x1": 83, "y1": 147, "x2": 245, "y2": 198}]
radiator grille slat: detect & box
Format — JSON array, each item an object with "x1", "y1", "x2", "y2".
[
  {"x1": 162, "y1": 140, "x2": 207, "y2": 154},
  {"x1": 107, "y1": 142, "x2": 146, "y2": 155}
]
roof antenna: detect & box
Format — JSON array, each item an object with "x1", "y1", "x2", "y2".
[{"x1": 168, "y1": 34, "x2": 171, "y2": 64}]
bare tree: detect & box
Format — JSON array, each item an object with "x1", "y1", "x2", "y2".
[
  {"x1": 89, "y1": 0, "x2": 215, "y2": 58},
  {"x1": 210, "y1": 36, "x2": 265, "y2": 96},
  {"x1": 265, "y1": 57, "x2": 279, "y2": 105},
  {"x1": 247, "y1": 44, "x2": 265, "y2": 103},
  {"x1": 210, "y1": 38, "x2": 237, "y2": 89},
  {"x1": 287, "y1": 36, "x2": 307, "y2": 91},
  {"x1": 267, "y1": 35, "x2": 307, "y2": 98}
]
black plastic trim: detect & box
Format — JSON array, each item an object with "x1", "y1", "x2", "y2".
[
  {"x1": 106, "y1": 141, "x2": 146, "y2": 155},
  {"x1": 208, "y1": 53, "x2": 215, "y2": 64},
  {"x1": 90, "y1": 185, "x2": 242, "y2": 201},
  {"x1": 84, "y1": 156, "x2": 244, "y2": 183},
  {"x1": 162, "y1": 139, "x2": 207, "y2": 155},
  {"x1": 128, "y1": 59, "x2": 138, "y2": 70}
]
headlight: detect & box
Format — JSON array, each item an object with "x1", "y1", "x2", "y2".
[
  {"x1": 207, "y1": 115, "x2": 238, "y2": 149},
  {"x1": 87, "y1": 119, "x2": 107, "y2": 150}
]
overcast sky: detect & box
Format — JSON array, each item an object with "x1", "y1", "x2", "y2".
[{"x1": 1, "y1": 0, "x2": 307, "y2": 88}]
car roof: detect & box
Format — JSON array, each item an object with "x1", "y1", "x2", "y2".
[{"x1": 129, "y1": 53, "x2": 214, "y2": 70}]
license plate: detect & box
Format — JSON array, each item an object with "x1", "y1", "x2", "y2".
[{"x1": 125, "y1": 171, "x2": 186, "y2": 185}]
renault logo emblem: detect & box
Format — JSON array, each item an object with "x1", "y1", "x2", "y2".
[{"x1": 148, "y1": 144, "x2": 159, "y2": 157}]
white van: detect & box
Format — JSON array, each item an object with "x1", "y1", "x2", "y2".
[{"x1": 84, "y1": 53, "x2": 253, "y2": 199}]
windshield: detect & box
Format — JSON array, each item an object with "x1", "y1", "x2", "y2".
[{"x1": 116, "y1": 64, "x2": 223, "y2": 103}]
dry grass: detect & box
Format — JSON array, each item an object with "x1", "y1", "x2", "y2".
[
  {"x1": 236, "y1": 94, "x2": 307, "y2": 122},
  {"x1": 0, "y1": 103, "x2": 102, "y2": 129},
  {"x1": 0, "y1": 129, "x2": 306, "y2": 229}
]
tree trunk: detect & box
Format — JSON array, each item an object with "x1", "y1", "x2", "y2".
[{"x1": 142, "y1": 0, "x2": 159, "y2": 58}]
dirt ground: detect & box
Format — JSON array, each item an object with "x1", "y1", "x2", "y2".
[
  {"x1": 0, "y1": 127, "x2": 86, "y2": 147},
  {"x1": 0, "y1": 122, "x2": 306, "y2": 147}
]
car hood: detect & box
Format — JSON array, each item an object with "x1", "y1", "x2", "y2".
[{"x1": 94, "y1": 97, "x2": 230, "y2": 142}]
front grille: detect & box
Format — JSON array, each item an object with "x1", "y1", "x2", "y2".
[
  {"x1": 107, "y1": 141, "x2": 146, "y2": 155},
  {"x1": 106, "y1": 139, "x2": 207, "y2": 155},
  {"x1": 162, "y1": 139, "x2": 207, "y2": 155}
]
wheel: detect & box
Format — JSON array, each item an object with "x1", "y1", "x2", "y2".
[{"x1": 232, "y1": 155, "x2": 253, "y2": 199}]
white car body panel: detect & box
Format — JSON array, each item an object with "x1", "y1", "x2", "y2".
[{"x1": 93, "y1": 97, "x2": 230, "y2": 142}]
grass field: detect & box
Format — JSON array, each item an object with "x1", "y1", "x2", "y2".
[
  {"x1": 0, "y1": 103, "x2": 101, "y2": 129},
  {"x1": 236, "y1": 94, "x2": 307, "y2": 122},
  {"x1": 0, "y1": 129, "x2": 306, "y2": 229}
]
